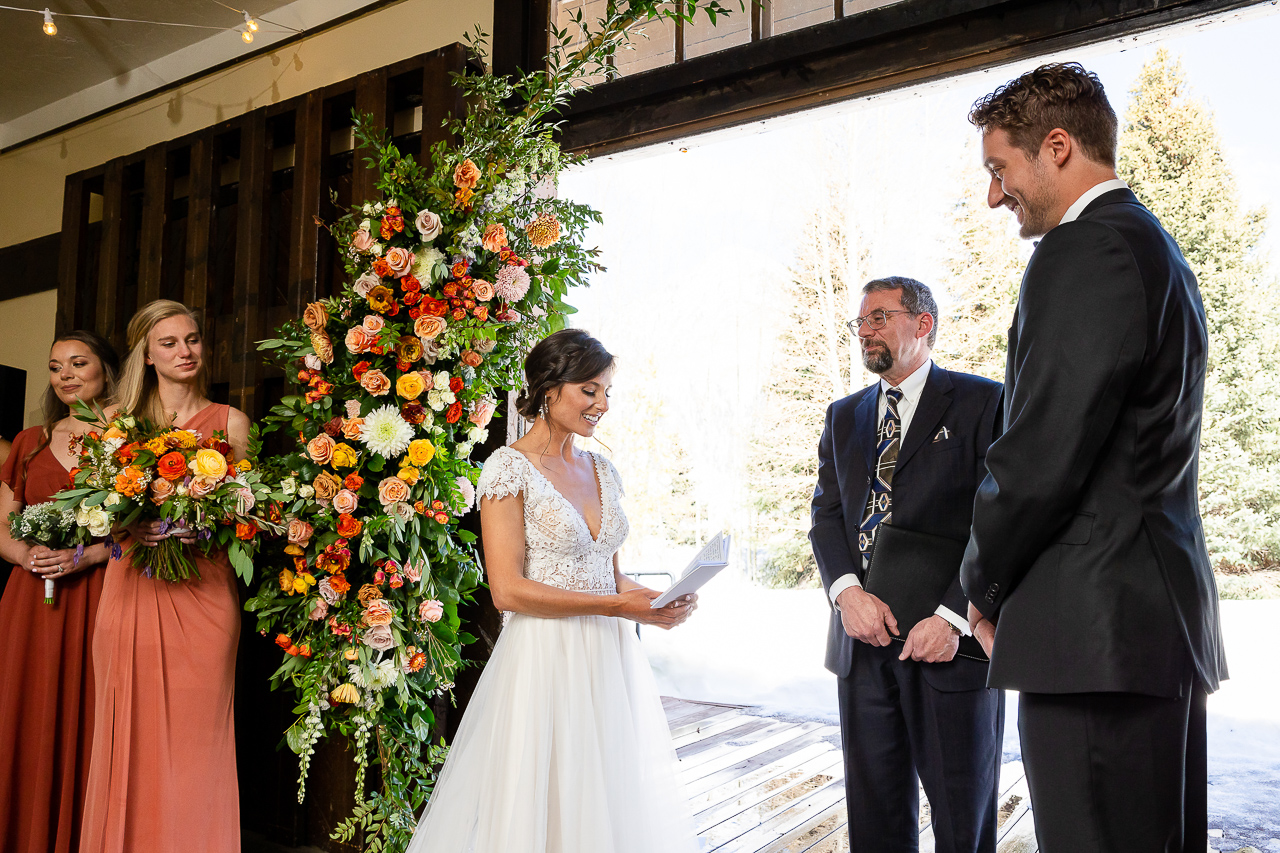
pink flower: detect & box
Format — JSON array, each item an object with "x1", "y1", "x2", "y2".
[
  {"x1": 377, "y1": 476, "x2": 411, "y2": 507},
  {"x1": 332, "y1": 489, "x2": 359, "y2": 515},
  {"x1": 469, "y1": 398, "x2": 497, "y2": 429},
  {"x1": 149, "y1": 477, "x2": 175, "y2": 505},
  {"x1": 309, "y1": 598, "x2": 329, "y2": 621},
  {"x1": 359, "y1": 369, "x2": 391, "y2": 396},
  {"x1": 353, "y1": 272, "x2": 379, "y2": 297},
  {"x1": 362, "y1": 624, "x2": 395, "y2": 651},
  {"x1": 188, "y1": 475, "x2": 218, "y2": 498},
  {"x1": 318, "y1": 577, "x2": 341, "y2": 604},
  {"x1": 385, "y1": 247, "x2": 414, "y2": 278},
  {"x1": 345, "y1": 400, "x2": 362, "y2": 419},
  {"x1": 472, "y1": 280, "x2": 495, "y2": 301},
  {"x1": 455, "y1": 475, "x2": 475, "y2": 514},
  {"x1": 235, "y1": 486, "x2": 255, "y2": 514},
  {"x1": 494, "y1": 265, "x2": 531, "y2": 301},
  {"x1": 287, "y1": 518, "x2": 314, "y2": 547},
  {"x1": 418, "y1": 599, "x2": 444, "y2": 623},
  {"x1": 351, "y1": 228, "x2": 375, "y2": 252},
  {"x1": 303, "y1": 353, "x2": 322, "y2": 371},
  {"x1": 403, "y1": 560, "x2": 422, "y2": 582},
  {"x1": 362, "y1": 314, "x2": 386, "y2": 334},
  {"x1": 415, "y1": 209, "x2": 442, "y2": 240}
]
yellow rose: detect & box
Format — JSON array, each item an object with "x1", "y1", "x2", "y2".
[
  {"x1": 292, "y1": 571, "x2": 317, "y2": 595},
  {"x1": 279, "y1": 568, "x2": 296, "y2": 595},
  {"x1": 236, "y1": 459, "x2": 252, "y2": 472},
  {"x1": 398, "y1": 466, "x2": 420, "y2": 485},
  {"x1": 396, "y1": 371, "x2": 426, "y2": 401},
  {"x1": 193, "y1": 448, "x2": 229, "y2": 479},
  {"x1": 407, "y1": 439, "x2": 435, "y2": 467},
  {"x1": 331, "y1": 443, "x2": 359, "y2": 469}
]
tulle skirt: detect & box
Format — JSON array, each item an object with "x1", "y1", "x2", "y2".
[{"x1": 408, "y1": 611, "x2": 698, "y2": 853}]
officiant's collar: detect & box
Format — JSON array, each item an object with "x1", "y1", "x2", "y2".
[{"x1": 880, "y1": 358, "x2": 932, "y2": 407}]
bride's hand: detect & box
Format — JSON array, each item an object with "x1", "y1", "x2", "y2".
[{"x1": 614, "y1": 588, "x2": 697, "y2": 630}]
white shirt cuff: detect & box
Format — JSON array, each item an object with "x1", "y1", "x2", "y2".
[
  {"x1": 935, "y1": 605, "x2": 971, "y2": 636},
  {"x1": 829, "y1": 573, "x2": 862, "y2": 609}
]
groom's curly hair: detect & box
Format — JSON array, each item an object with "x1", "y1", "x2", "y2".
[
  {"x1": 516, "y1": 329, "x2": 616, "y2": 421},
  {"x1": 969, "y1": 62, "x2": 1117, "y2": 167}
]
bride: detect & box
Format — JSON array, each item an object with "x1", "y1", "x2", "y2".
[{"x1": 407, "y1": 329, "x2": 700, "y2": 853}]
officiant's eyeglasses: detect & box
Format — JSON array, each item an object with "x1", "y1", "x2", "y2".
[{"x1": 848, "y1": 309, "x2": 915, "y2": 333}]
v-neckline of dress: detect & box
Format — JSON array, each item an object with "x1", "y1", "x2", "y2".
[{"x1": 513, "y1": 449, "x2": 607, "y2": 544}]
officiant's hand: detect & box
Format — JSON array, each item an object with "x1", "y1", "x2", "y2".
[
  {"x1": 835, "y1": 586, "x2": 899, "y2": 646},
  {"x1": 899, "y1": 615, "x2": 959, "y2": 663}
]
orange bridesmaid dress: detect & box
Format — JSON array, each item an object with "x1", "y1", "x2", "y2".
[
  {"x1": 79, "y1": 403, "x2": 241, "y2": 853},
  {"x1": 0, "y1": 427, "x2": 105, "y2": 853}
]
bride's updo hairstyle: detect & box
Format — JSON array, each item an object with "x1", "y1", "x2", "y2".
[{"x1": 515, "y1": 329, "x2": 615, "y2": 421}]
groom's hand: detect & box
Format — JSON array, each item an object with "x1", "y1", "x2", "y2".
[
  {"x1": 899, "y1": 615, "x2": 959, "y2": 663},
  {"x1": 835, "y1": 586, "x2": 899, "y2": 646}
]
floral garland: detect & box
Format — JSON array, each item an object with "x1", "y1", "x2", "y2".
[{"x1": 246, "y1": 3, "x2": 738, "y2": 851}]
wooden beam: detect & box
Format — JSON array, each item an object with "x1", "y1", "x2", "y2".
[
  {"x1": 231, "y1": 113, "x2": 268, "y2": 418},
  {"x1": 558, "y1": 0, "x2": 1265, "y2": 155},
  {"x1": 289, "y1": 91, "x2": 324, "y2": 315},
  {"x1": 55, "y1": 177, "x2": 84, "y2": 336},
  {"x1": 352, "y1": 68, "x2": 388, "y2": 202},
  {"x1": 421, "y1": 44, "x2": 469, "y2": 171},
  {"x1": 185, "y1": 131, "x2": 214, "y2": 315},
  {"x1": 137, "y1": 142, "x2": 167, "y2": 306},
  {"x1": 96, "y1": 159, "x2": 125, "y2": 351}
]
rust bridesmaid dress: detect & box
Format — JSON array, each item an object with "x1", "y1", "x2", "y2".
[
  {"x1": 79, "y1": 403, "x2": 241, "y2": 853},
  {"x1": 0, "y1": 427, "x2": 106, "y2": 853}
]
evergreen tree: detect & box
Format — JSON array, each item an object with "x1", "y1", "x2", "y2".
[{"x1": 1118, "y1": 49, "x2": 1280, "y2": 570}]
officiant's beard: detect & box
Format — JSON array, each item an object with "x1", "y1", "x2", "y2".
[{"x1": 862, "y1": 341, "x2": 893, "y2": 374}]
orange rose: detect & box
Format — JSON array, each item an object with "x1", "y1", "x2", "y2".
[
  {"x1": 343, "y1": 473, "x2": 364, "y2": 491},
  {"x1": 302, "y1": 301, "x2": 329, "y2": 331},
  {"x1": 453, "y1": 158, "x2": 481, "y2": 189},
  {"x1": 340, "y1": 417, "x2": 364, "y2": 441},
  {"x1": 357, "y1": 583, "x2": 382, "y2": 606},
  {"x1": 377, "y1": 476, "x2": 411, "y2": 507},
  {"x1": 329, "y1": 575, "x2": 352, "y2": 596},
  {"x1": 481, "y1": 222, "x2": 508, "y2": 252},
  {"x1": 313, "y1": 470, "x2": 341, "y2": 502},
  {"x1": 472, "y1": 279, "x2": 495, "y2": 301},
  {"x1": 236, "y1": 521, "x2": 257, "y2": 541},
  {"x1": 345, "y1": 325, "x2": 375, "y2": 354},
  {"x1": 336, "y1": 513, "x2": 363, "y2": 538},
  {"x1": 359, "y1": 369, "x2": 391, "y2": 396},
  {"x1": 460, "y1": 350, "x2": 483, "y2": 368},
  {"x1": 306, "y1": 433, "x2": 335, "y2": 465},
  {"x1": 414, "y1": 315, "x2": 447, "y2": 341},
  {"x1": 275, "y1": 633, "x2": 293, "y2": 650},
  {"x1": 363, "y1": 598, "x2": 395, "y2": 626},
  {"x1": 149, "y1": 476, "x2": 175, "y2": 505},
  {"x1": 157, "y1": 451, "x2": 188, "y2": 481}
]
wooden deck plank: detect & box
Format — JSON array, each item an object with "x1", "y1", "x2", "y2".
[
  {"x1": 681, "y1": 722, "x2": 830, "y2": 783},
  {"x1": 685, "y1": 730, "x2": 839, "y2": 799},
  {"x1": 708, "y1": 777, "x2": 847, "y2": 852},
  {"x1": 672, "y1": 710, "x2": 758, "y2": 749},
  {"x1": 690, "y1": 740, "x2": 838, "y2": 812},
  {"x1": 694, "y1": 750, "x2": 844, "y2": 831}
]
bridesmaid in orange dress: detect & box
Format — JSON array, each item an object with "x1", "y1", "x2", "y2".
[
  {"x1": 0, "y1": 331, "x2": 119, "y2": 853},
  {"x1": 79, "y1": 300, "x2": 251, "y2": 853}
]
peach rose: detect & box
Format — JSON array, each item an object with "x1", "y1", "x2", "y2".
[
  {"x1": 385, "y1": 247, "x2": 414, "y2": 278},
  {"x1": 351, "y1": 227, "x2": 375, "y2": 252},
  {"x1": 287, "y1": 518, "x2": 314, "y2": 547},
  {"x1": 469, "y1": 397, "x2": 497, "y2": 429},
  {"x1": 472, "y1": 279, "x2": 495, "y2": 301},
  {"x1": 418, "y1": 599, "x2": 444, "y2": 623},
  {"x1": 377, "y1": 476, "x2": 411, "y2": 507},
  {"x1": 362, "y1": 624, "x2": 395, "y2": 651},
  {"x1": 403, "y1": 560, "x2": 422, "y2": 582},
  {"x1": 340, "y1": 417, "x2": 364, "y2": 441},
  {"x1": 353, "y1": 272, "x2": 379, "y2": 297},
  {"x1": 360, "y1": 369, "x2": 391, "y2": 396},
  {"x1": 302, "y1": 301, "x2": 329, "y2": 332},
  {"x1": 306, "y1": 433, "x2": 335, "y2": 465},
  {"x1": 481, "y1": 223, "x2": 508, "y2": 252},
  {"x1": 188, "y1": 475, "x2": 219, "y2": 498},
  {"x1": 309, "y1": 598, "x2": 329, "y2": 621},
  {"x1": 415, "y1": 209, "x2": 442, "y2": 240},
  {"x1": 460, "y1": 350, "x2": 483, "y2": 368},
  {"x1": 414, "y1": 315, "x2": 447, "y2": 340},
  {"x1": 362, "y1": 314, "x2": 386, "y2": 334},
  {"x1": 313, "y1": 470, "x2": 341, "y2": 502},
  {"x1": 345, "y1": 325, "x2": 375, "y2": 354},
  {"x1": 363, "y1": 598, "x2": 395, "y2": 626},
  {"x1": 333, "y1": 489, "x2": 359, "y2": 515},
  {"x1": 453, "y1": 158, "x2": 481, "y2": 189},
  {"x1": 149, "y1": 476, "x2": 175, "y2": 505}
]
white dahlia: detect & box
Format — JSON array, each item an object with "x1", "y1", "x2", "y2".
[{"x1": 359, "y1": 405, "x2": 414, "y2": 459}]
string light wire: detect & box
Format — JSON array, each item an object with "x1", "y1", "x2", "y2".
[{"x1": 0, "y1": 3, "x2": 302, "y2": 35}]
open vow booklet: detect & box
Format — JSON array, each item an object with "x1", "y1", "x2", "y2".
[{"x1": 650, "y1": 532, "x2": 732, "y2": 608}]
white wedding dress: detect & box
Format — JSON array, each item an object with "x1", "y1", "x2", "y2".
[{"x1": 406, "y1": 446, "x2": 698, "y2": 853}]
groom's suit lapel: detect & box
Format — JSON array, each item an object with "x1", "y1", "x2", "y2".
[
  {"x1": 895, "y1": 364, "x2": 954, "y2": 476},
  {"x1": 853, "y1": 384, "x2": 879, "y2": 477}
]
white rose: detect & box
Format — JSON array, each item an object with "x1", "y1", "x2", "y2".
[
  {"x1": 280, "y1": 477, "x2": 298, "y2": 498},
  {"x1": 86, "y1": 508, "x2": 112, "y2": 538},
  {"x1": 442, "y1": 391, "x2": 456, "y2": 406},
  {"x1": 176, "y1": 483, "x2": 189, "y2": 496},
  {"x1": 415, "y1": 210, "x2": 443, "y2": 241},
  {"x1": 74, "y1": 503, "x2": 91, "y2": 526},
  {"x1": 362, "y1": 204, "x2": 373, "y2": 215},
  {"x1": 121, "y1": 416, "x2": 136, "y2": 428},
  {"x1": 391, "y1": 501, "x2": 414, "y2": 523},
  {"x1": 426, "y1": 390, "x2": 445, "y2": 412},
  {"x1": 105, "y1": 492, "x2": 122, "y2": 507},
  {"x1": 298, "y1": 485, "x2": 315, "y2": 499},
  {"x1": 434, "y1": 371, "x2": 450, "y2": 388}
]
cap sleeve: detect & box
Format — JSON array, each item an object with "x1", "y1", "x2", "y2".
[
  {"x1": 599, "y1": 454, "x2": 624, "y2": 498},
  {"x1": 0, "y1": 427, "x2": 42, "y2": 499},
  {"x1": 476, "y1": 447, "x2": 526, "y2": 502}
]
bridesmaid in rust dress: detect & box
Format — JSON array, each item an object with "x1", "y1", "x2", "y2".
[
  {"x1": 0, "y1": 331, "x2": 119, "y2": 853},
  {"x1": 79, "y1": 301, "x2": 250, "y2": 853}
]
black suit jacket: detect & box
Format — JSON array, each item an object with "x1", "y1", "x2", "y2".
[
  {"x1": 811, "y1": 363, "x2": 1002, "y2": 691},
  {"x1": 960, "y1": 187, "x2": 1228, "y2": 697}
]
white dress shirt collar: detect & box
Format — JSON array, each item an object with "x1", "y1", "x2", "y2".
[
  {"x1": 1059, "y1": 178, "x2": 1129, "y2": 226},
  {"x1": 879, "y1": 357, "x2": 932, "y2": 405}
]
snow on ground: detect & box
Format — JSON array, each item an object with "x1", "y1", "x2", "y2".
[{"x1": 641, "y1": 574, "x2": 1280, "y2": 850}]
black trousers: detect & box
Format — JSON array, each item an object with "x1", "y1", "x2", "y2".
[
  {"x1": 838, "y1": 645, "x2": 1004, "y2": 853},
  {"x1": 1019, "y1": 685, "x2": 1208, "y2": 853}
]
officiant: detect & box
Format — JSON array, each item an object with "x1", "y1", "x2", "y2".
[{"x1": 809, "y1": 276, "x2": 1004, "y2": 853}]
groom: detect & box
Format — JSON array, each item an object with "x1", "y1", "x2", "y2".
[{"x1": 810, "y1": 276, "x2": 1004, "y2": 853}]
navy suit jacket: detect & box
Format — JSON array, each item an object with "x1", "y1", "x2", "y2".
[{"x1": 810, "y1": 363, "x2": 1002, "y2": 691}]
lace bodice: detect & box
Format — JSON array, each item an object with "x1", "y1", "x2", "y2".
[{"x1": 477, "y1": 447, "x2": 629, "y2": 596}]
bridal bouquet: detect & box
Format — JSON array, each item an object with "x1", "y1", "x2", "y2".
[
  {"x1": 7, "y1": 502, "x2": 91, "y2": 603},
  {"x1": 52, "y1": 403, "x2": 280, "y2": 583}
]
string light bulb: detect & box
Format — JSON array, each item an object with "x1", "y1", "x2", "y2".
[
  {"x1": 240, "y1": 25, "x2": 253, "y2": 43},
  {"x1": 243, "y1": 10, "x2": 258, "y2": 32},
  {"x1": 42, "y1": 7, "x2": 56, "y2": 35}
]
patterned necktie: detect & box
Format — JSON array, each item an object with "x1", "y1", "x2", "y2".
[{"x1": 859, "y1": 387, "x2": 903, "y2": 559}]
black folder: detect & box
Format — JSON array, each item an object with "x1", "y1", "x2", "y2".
[{"x1": 864, "y1": 523, "x2": 988, "y2": 662}]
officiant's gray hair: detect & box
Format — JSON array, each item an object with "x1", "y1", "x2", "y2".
[{"x1": 862, "y1": 276, "x2": 938, "y2": 347}]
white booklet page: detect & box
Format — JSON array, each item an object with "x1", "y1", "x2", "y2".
[{"x1": 650, "y1": 532, "x2": 732, "y2": 608}]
